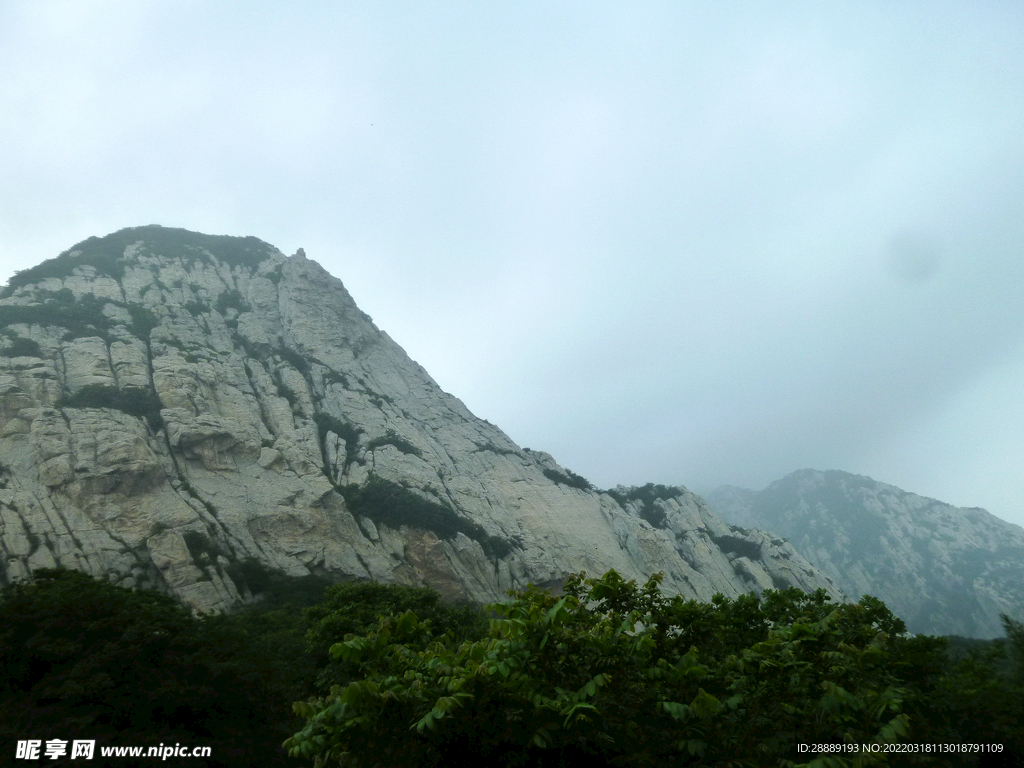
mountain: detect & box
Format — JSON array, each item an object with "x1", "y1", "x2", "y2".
[
  {"x1": 705, "y1": 469, "x2": 1024, "y2": 638},
  {"x1": 0, "y1": 226, "x2": 840, "y2": 612}
]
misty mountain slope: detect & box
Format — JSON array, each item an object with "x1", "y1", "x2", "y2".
[
  {"x1": 0, "y1": 226, "x2": 840, "y2": 612},
  {"x1": 706, "y1": 469, "x2": 1024, "y2": 637}
]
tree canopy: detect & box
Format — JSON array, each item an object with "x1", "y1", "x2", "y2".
[
  {"x1": 2, "y1": 567, "x2": 1021, "y2": 767},
  {"x1": 0, "y1": 569, "x2": 311, "y2": 766},
  {"x1": 286, "y1": 572, "x2": 924, "y2": 766}
]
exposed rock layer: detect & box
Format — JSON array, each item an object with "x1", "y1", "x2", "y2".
[
  {"x1": 0, "y1": 226, "x2": 840, "y2": 612},
  {"x1": 706, "y1": 469, "x2": 1024, "y2": 638}
]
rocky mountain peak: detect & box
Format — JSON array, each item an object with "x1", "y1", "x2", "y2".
[
  {"x1": 707, "y1": 469, "x2": 1024, "y2": 637},
  {"x1": 0, "y1": 227, "x2": 841, "y2": 612}
]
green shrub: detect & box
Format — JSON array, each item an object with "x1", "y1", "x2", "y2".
[
  {"x1": 1, "y1": 336, "x2": 41, "y2": 357},
  {"x1": 183, "y1": 299, "x2": 210, "y2": 316},
  {"x1": 542, "y1": 467, "x2": 592, "y2": 492},
  {"x1": 339, "y1": 476, "x2": 512, "y2": 559},
  {"x1": 278, "y1": 346, "x2": 311, "y2": 375},
  {"x1": 1, "y1": 226, "x2": 278, "y2": 298},
  {"x1": 1004, "y1": 614, "x2": 1024, "y2": 686},
  {"x1": 709, "y1": 532, "x2": 762, "y2": 561},
  {"x1": 0, "y1": 292, "x2": 113, "y2": 341},
  {"x1": 303, "y1": 581, "x2": 488, "y2": 690},
  {"x1": 182, "y1": 530, "x2": 230, "y2": 575},
  {"x1": 0, "y1": 568, "x2": 310, "y2": 766},
  {"x1": 607, "y1": 483, "x2": 681, "y2": 528},
  {"x1": 56, "y1": 383, "x2": 164, "y2": 430},
  {"x1": 365, "y1": 430, "x2": 422, "y2": 457},
  {"x1": 215, "y1": 288, "x2": 250, "y2": 315},
  {"x1": 225, "y1": 557, "x2": 274, "y2": 596},
  {"x1": 322, "y1": 369, "x2": 351, "y2": 389},
  {"x1": 473, "y1": 440, "x2": 516, "y2": 456},
  {"x1": 313, "y1": 412, "x2": 364, "y2": 471},
  {"x1": 277, "y1": 381, "x2": 301, "y2": 407},
  {"x1": 1, "y1": 241, "x2": 126, "y2": 294},
  {"x1": 126, "y1": 303, "x2": 158, "y2": 338},
  {"x1": 286, "y1": 572, "x2": 922, "y2": 767}
]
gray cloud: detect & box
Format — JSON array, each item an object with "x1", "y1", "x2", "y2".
[{"x1": 2, "y1": 2, "x2": 1022, "y2": 526}]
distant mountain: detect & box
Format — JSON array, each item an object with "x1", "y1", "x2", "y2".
[
  {"x1": 0, "y1": 226, "x2": 840, "y2": 612},
  {"x1": 705, "y1": 469, "x2": 1024, "y2": 638}
]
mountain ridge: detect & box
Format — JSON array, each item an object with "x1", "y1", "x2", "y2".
[
  {"x1": 706, "y1": 468, "x2": 1024, "y2": 637},
  {"x1": 0, "y1": 226, "x2": 840, "y2": 612}
]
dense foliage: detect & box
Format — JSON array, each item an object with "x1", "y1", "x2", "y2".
[
  {"x1": 2, "y1": 568, "x2": 1021, "y2": 767},
  {"x1": 0, "y1": 290, "x2": 113, "y2": 341},
  {"x1": 55, "y1": 383, "x2": 165, "y2": 431},
  {"x1": 541, "y1": 467, "x2": 593, "y2": 492},
  {"x1": 0, "y1": 288, "x2": 159, "y2": 348},
  {"x1": 287, "y1": 572, "x2": 1024, "y2": 768},
  {"x1": 304, "y1": 581, "x2": 489, "y2": 691},
  {"x1": 0, "y1": 570, "x2": 316, "y2": 766},
  {"x1": 338, "y1": 476, "x2": 513, "y2": 559},
  {"x1": 0, "y1": 568, "x2": 491, "y2": 767},
  {"x1": 607, "y1": 483, "x2": 679, "y2": 528},
  {"x1": 0, "y1": 334, "x2": 41, "y2": 357}
]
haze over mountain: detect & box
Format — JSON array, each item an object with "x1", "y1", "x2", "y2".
[
  {"x1": 706, "y1": 469, "x2": 1024, "y2": 638},
  {"x1": 0, "y1": 227, "x2": 839, "y2": 612},
  {"x1": 3, "y1": 3, "x2": 1023, "y2": 532}
]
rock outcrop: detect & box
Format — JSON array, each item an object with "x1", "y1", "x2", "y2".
[
  {"x1": 706, "y1": 469, "x2": 1024, "y2": 638},
  {"x1": 0, "y1": 226, "x2": 840, "y2": 612}
]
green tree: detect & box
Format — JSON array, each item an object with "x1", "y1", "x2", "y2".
[
  {"x1": 1003, "y1": 614, "x2": 1024, "y2": 687},
  {"x1": 0, "y1": 569, "x2": 309, "y2": 766},
  {"x1": 897, "y1": 616, "x2": 1024, "y2": 766},
  {"x1": 286, "y1": 571, "x2": 914, "y2": 767},
  {"x1": 303, "y1": 580, "x2": 488, "y2": 690}
]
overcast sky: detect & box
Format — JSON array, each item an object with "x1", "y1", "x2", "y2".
[{"x1": 2, "y1": 2, "x2": 1023, "y2": 528}]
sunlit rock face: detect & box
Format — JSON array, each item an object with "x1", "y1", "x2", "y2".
[
  {"x1": 0, "y1": 226, "x2": 840, "y2": 612},
  {"x1": 707, "y1": 469, "x2": 1024, "y2": 638}
]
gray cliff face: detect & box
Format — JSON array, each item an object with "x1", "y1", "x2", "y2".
[
  {"x1": 0, "y1": 226, "x2": 840, "y2": 612},
  {"x1": 706, "y1": 469, "x2": 1024, "y2": 638}
]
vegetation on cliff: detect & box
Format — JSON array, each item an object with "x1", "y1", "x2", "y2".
[
  {"x1": 56, "y1": 383, "x2": 165, "y2": 430},
  {"x1": 1, "y1": 226, "x2": 276, "y2": 298}
]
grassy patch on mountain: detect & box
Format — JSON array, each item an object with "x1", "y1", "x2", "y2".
[
  {"x1": 56, "y1": 384, "x2": 165, "y2": 430},
  {"x1": 0, "y1": 291, "x2": 113, "y2": 341},
  {"x1": 1, "y1": 226, "x2": 277, "y2": 298},
  {"x1": 339, "y1": 476, "x2": 512, "y2": 559},
  {"x1": 365, "y1": 431, "x2": 422, "y2": 457},
  {"x1": 216, "y1": 288, "x2": 250, "y2": 314},
  {"x1": 542, "y1": 467, "x2": 592, "y2": 492},
  {"x1": 126, "y1": 303, "x2": 158, "y2": 338},
  {"x1": 709, "y1": 531, "x2": 763, "y2": 560},
  {"x1": 0, "y1": 334, "x2": 41, "y2": 357},
  {"x1": 607, "y1": 483, "x2": 680, "y2": 529},
  {"x1": 313, "y1": 412, "x2": 365, "y2": 473}
]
